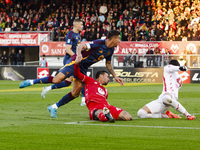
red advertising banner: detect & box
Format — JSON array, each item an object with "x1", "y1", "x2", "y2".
[
  {"x1": 0, "y1": 33, "x2": 50, "y2": 46},
  {"x1": 178, "y1": 70, "x2": 190, "y2": 84},
  {"x1": 116, "y1": 41, "x2": 200, "y2": 55},
  {"x1": 40, "y1": 41, "x2": 200, "y2": 56},
  {"x1": 37, "y1": 68, "x2": 49, "y2": 79}
]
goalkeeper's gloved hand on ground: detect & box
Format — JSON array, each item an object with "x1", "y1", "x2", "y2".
[{"x1": 179, "y1": 66, "x2": 187, "y2": 71}]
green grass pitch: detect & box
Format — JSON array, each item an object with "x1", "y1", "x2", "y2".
[{"x1": 0, "y1": 80, "x2": 200, "y2": 150}]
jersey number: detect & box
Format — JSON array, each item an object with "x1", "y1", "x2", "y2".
[{"x1": 93, "y1": 55, "x2": 104, "y2": 62}]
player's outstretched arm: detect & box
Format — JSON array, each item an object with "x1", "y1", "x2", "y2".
[
  {"x1": 74, "y1": 63, "x2": 92, "y2": 84},
  {"x1": 75, "y1": 44, "x2": 87, "y2": 63},
  {"x1": 106, "y1": 60, "x2": 124, "y2": 86}
]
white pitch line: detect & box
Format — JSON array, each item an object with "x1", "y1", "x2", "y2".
[{"x1": 64, "y1": 121, "x2": 200, "y2": 130}]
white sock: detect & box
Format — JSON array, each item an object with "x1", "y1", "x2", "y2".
[
  {"x1": 52, "y1": 104, "x2": 58, "y2": 109},
  {"x1": 47, "y1": 86, "x2": 52, "y2": 91},
  {"x1": 81, "y1": 97, "x2": 85, "y2": 103},
  {"x1": 30, "y1": 80, "x2": 34, "y2": 85},
  {"x1": 170, "y1": 101, "x2": 190, "y2": 117}
]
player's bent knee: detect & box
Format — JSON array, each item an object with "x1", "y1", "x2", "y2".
[
  {"x1": 162, "y1": 94, "x2": 173, "y2": 105},
  {"x1": 119, "y1": 111, "x2": 132, "y2": 121},
  {"x1": 137, "y1": 109, "x2": 148, "y2": 118}
]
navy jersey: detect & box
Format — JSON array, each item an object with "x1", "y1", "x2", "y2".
[
  {"x1": 75, "y1": 39, "x2": 114, "y2": 73},
  {"x1": 60, "y1": 39, "x2": 114, "y2": 77},
  {"x1": 64, "y1": 31, "x2": 81, "y2": 65}
]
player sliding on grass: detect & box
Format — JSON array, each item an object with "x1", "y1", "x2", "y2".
[
  {"x1": 19, "y1": 30, "x2": 123, "y2": 118},
  {"x1": 74, "y1": 62, "x2": 132, "y2": 122},
  {"x1": 137, "y1": 59, "x2": 196, "y2": 120}
]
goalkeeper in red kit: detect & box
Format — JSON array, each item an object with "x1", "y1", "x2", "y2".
[{"x1": 74, "y1": 62, "x2": 132, "y2": 123}]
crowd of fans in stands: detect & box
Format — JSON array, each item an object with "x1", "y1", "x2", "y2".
[{"x1": 1, "y1": 0, "x2": 200, "y2": 41}]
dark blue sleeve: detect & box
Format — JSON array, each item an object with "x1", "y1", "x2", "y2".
[
  {"x1": 105, "y1": 48, "x2": 114, "y2": 61},
  {"x1": 85, "y1": 39, "x2": 105, "y2": 50},
  {"x1": 65, "y1": 31, "x2": 74, "y2": 45}
]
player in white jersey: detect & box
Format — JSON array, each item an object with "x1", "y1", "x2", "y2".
[{"x1": 137, "y1": 60, "x2": 196, "y2": 120}]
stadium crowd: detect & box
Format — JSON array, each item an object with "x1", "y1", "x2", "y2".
[{"x1": 0, "y1": 0, "x2": 200, "y2": 42}]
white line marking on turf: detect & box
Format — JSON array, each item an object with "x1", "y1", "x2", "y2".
[{"x1": 64, "y1": 121, "x2": 200, "y2": 130}]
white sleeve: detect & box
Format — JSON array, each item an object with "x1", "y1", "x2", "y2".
[
  {"x1": 85, "y1": 41, "x2": 94, "y2": 50},
  {"x1": 85, "y1": 43, "x2": 91, "y2": 49},
  {"x1": 164, "y1": 65, "x2": 180, "y2": 73}
]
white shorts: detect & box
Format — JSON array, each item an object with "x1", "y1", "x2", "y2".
[{"x1": 146, "y1": 99, "x2": 171, "y2": 114}]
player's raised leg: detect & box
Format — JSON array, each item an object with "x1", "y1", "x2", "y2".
[
  {"x1": 41, "y1": 77, "x2": 73, "y2": 99},
  {"x1": 19, "y1": 72, "x2": 66, "y2": 88},
  {"x1": 47, "y1": 79, "x2": 83, "y2": 118}
]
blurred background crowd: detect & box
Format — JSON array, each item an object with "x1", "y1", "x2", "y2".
[{"x1": 0, "y1": 0, "x2": 200, "y2": 42}]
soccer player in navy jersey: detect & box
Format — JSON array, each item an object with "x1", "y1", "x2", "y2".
[
  {"x1": 19, "y1": 30, "x2": 123, "y2": 118},
  {"x1": 74, "y1": 62, "x2": 132, "y2": 122},
  {"x1": 40, "y1": 19, "x2": 86, "y2": 106}
]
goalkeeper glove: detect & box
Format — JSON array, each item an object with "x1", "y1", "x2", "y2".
[{"x1": 179, "y1": 66, "x2": 187, "y2": 71}]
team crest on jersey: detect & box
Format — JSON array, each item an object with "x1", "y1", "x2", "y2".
[
  {"x1": 99, "y1": 50, "x2": 103, "y2": 53},
  {"x1": 66, "y1": 71, "x2": 69, "y2": 75},
  {"x1": 98, "y1": 87, "x2": 105, "y2": 95}
]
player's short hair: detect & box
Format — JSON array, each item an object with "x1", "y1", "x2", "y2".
[
  {"x1": 96, "y1": 71, "x2": 109, "y2": 79},
  {"x1": 169, "y1": 59, "x2": 180, "y2": 66},
  {"x1": 73, "y1": 19, "x2": 82, "y2": 25},
  {"x1": 107, "y1": 30, "x2": 120, "y2": 40}
]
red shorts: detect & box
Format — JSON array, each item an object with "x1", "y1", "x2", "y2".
[{"x1": 87, "y1": 102, "x2": 124, "y2": 120}]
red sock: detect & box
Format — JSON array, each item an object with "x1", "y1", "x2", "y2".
[{"x1": 98, "y1": 112, "x2": 108, "y2": 122}]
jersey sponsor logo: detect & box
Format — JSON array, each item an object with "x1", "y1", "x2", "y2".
[
  {"x1": 116, "y1": 107, "x2": 122, "y2": 111},
  {"x1": 67, "y1": 39, "x2": 71, "y2": 43},
  {"x1": 99, "y1": 50, "x2": 103, "y2": 53},
  {"x1": 98, "y1": 87, "x2": 105, "y2": 95}
]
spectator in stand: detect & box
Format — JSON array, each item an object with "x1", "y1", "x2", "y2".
[
  {"x1": 40, "y1": 54, "x2": 48, "y2": 67},
  {"x1": 175, "y1": 33, "x2": 182, "y2": 41},
  {"x1": 9, "y1": 49, "x2": 17, "y2": 65},
  {"x1": 155, "y1": 24, "x2": 163, "y2": 41},
  {"x1": 1, "y1": 51, "x2": 8, "y2": 65},
  {"x1": 89, "y1": 28, "x2": 96, "y2": 41},
  {"x1": 164, "y1": 48, "x2": 171, "y2": 65},
  {"x1": 192, "y1": 33, "x2": 199, "y2": 41},
  {"x1": 162, "y1": 32, "x2": 168, "y2": 41},
  {"x1": 98, "y1": 13, "x2": 105, "y2": 23},
  {"x1": 16, "y1": 50, "x2": 25, "y2": 65},
  {"x1": 146, "y1": 47, "x2": 154, "y2": 67},
  {"x1": 167, "y1": 32, "x2": 175, "y2": 41},
  {"x1": 99, "y1": 3, "x2": 108, "y2": 15},
  {"x1": 83, "y1": 27, "x2": 90, "y2": 41},
  {"x1": 5, "y1": 24, "x2": 11, "y2": 32},
  {"x1": 123, "y1": 51, "x2": 131, "y2": 66},
  {"x1": 91, "y1": 13, "x2": 97, "y2": 22},
  {"x1": 154, "y1": 47, "x2": 161, "y2": 67},
  {"x1": 122, "y1": 32, "x2": 128, "y2": 41},
  {"x1": 20, "y1": 24, "x2": 26, "y2": 31}
]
